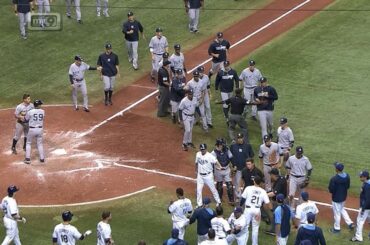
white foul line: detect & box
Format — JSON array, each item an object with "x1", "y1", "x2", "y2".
[
  {"x1": 76, "y1": 0, "x2": 311, "y2": 138},
  {"x1": 114, "y1": 163, "x2": 359, "y2": 213},
  {"x1": 19, "y1": 186, "x2": 156, "y2": 208}
]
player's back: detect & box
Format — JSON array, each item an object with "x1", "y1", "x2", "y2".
[
  {"x1": 27, "y1": 108, "x2": 45, "y2": 128},
  {"x1": 97, "y1": 221, "x2": 111, "y2": 245},
  {"x1": 1, "y1": 196, "x2": 18, "y2": 219},
  {"x1": 169, "y1": 198, "x2": 193, "y2": 222},
  {"x1": 242, "y1": 185, "x2": 269, "y2": 208},
  {"x1": 211, "y1": 217, "x2": 230, "y2": 238},
  {"x1": 53, "y1": 223, "x2": 81, "y2": 245}
]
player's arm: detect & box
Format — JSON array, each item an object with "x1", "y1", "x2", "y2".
[
  {"x1": 233, "y1": 70, "x2": 240, "y2": 89},
  {"x1": 52, "y1": 237, "x2": 57, "y2": 245},
  {"x1": 115, "y1": 55, "x2": 120, "y2": 78},
  {"x1": 214, "y1": 72, "x2": 222, "y2": 90},
  {"x1": 208, "y1": 44, "x2": 218, "y2": 58},
  {"x1": 12, "y1": 0, "x2": 17, "y2": 14},
  {"x1": 268, "y1": 87, "x2": 278, "y2": 101}
]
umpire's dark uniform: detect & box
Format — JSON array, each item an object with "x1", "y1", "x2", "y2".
[{"x1": 157, "y1": 61, "x2": 171, "y2": 117}]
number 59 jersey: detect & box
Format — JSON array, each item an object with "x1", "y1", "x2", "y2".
[
  {"x1": 52, "y1": 223, "x2": 82, "y2": 245},
  {"x1": 241, "y1": 185, "x2": 269, "y2": 208},
  {"x1": 25, "y1": 108, "x2": 45, "y2": 128}
]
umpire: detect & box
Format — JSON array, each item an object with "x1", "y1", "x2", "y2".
[
  {"x1": 97, "y1": 43, "x2": 120, "y2": 106},
  {"x1": 157, "y1": 60, "x2": 171, "y2": 117}
]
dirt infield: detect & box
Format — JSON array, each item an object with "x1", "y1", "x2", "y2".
[{"x1": 1, "y1": 0, "x2": 351, "y2": 224}]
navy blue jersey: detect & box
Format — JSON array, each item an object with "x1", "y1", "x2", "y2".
[
  {"x1": 170, "y1": 77, "x2": 185, "y2": 102},
  {"x1": 253, "y1": 85, "x2": 278, "y2": 111},
  {"x1": 13, "y1": 0, "x2": 32, "y2": 13},
  {"x1": 360, "y1": 180, "x2": 370, "y2": 209},
  {"x1": 213, "y1": 148, "x2": 232, "y2": 167},
  {"x1": 215, "y1": 68, "x2": 239, "y2": 93},
  {"x1": 97, "y1": 52, "x2": 119, "y2": 77},
  {"x1": 158, "y1": 67, "x2": 170, "y2": 87},
  {"x1": 188, "y1": 0, "x2": 202, "y2": 8},
  {"x1": 294, "y1": 225, "x2": 326, "y2": 245},
  {"x1": 189, "y1": 207, "x2": 215, "y2": 235},
  {"x1": 328, "y1": 172, "x2": 350, "y2": 203},
  {"x1": 208, "y1": 39, "x2": 230, "y2": 63},
  {"x1": 122, "y1": 20, "x2": 144, "y2": 42},
  {"x1": 230, "y1": 142, "x2": 254, "y2": 170}
]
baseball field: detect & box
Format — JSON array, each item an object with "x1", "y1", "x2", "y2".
[{"x1": 0, "y1": 0, "x2": 369, "y2": 244}]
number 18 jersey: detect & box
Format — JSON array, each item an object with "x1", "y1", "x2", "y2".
[
  {"x1": 52, "y1": 223, "x2": 82, "y2": 245},
  {"x1": 241, "y1": 185, "x2": 269, "y2": 208}
]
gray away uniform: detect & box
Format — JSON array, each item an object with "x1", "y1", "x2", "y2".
[
  {"x1": 25, "y1": 108, "x2": 45, "y2": 161},
  {"x1": 239, "y1": 67, "x2": 262, "y2": 117},
  {"x1": 149, "y1": 35, "x2": 168, "y2": 78}
]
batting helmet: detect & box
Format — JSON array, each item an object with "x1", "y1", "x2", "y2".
[
  {"x1": 33, "y1": 99, "x2": 43, "y2": 107},
  {"x1": 62, "y1": 210, "x2": 73, "y2": 222},
  {"x1": 7, "y1": 185, "x2": 19, "y2": 195},
  {"x1": 174, "y1": 44, "x2": 181, "y2": 50}
]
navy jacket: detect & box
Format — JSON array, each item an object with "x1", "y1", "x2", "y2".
[
  {"x1": 230, "y1": 142, "x2": 254, "y2": 171},
  {"x1": 215, "y1": 69, "x2": 239, "y2": 93},
  {"x1": 328, "y1": 172, "x2": 350, "y2": 203},
  {"x1": 294, "y1": 224, "x2": 326, "y2": 245},
  {"x1": 360, "y1": 180, "x2": 370, "y2": 210},
  {"x1": 189, "y1": 207, "x2": 215, "y2": 235}
]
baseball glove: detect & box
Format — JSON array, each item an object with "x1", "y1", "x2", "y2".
[
  {"x1": 299, "y1": 177, "x2": 310, "y2": 189},
  {"x1": 268, "y1": 149, "x2": 278, "y2": 165}
]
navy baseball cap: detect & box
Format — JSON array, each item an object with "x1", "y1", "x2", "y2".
[
  {"x1": 163, "y1": 52, "x2": 169, "y2": 58},
  {"x1": 193, "y1": 70, "x2": 200, "y2": 76},
  {"x1": 249, "y1": 60, "x2": 256, "y2": 66},
  {"x1": 127, "y1": 11, "x2": 134, "y2": 17},
  {"x1": 175, "y1": 68, "x2": 183, "y2": 74},
  {"x1": 334, "y1": 162, "x2": 344, "y2": 171},
  {"x1": 359, "y1": 170, "x2": 369, "y2": 178},
  {"x1": 301, "y1": 191, "x2": 309, "y2": 201},
  {"x1": 237, "y1": 133, "x2": 244, "y2": 138},
  {"x1": 105, "y1": 43, "x2": 112, "y2": 49},
  {"x1": 263, "y1": 134, "x2": 271, "y2": 142},
  {"x1": 7, "y1": 185, "x2": 19, "y2": 195},
  {"x1": 163, "y1": 60, "x2": 171, "y2": 66},
  {"x1": 307, "y1": 212, "x2": 316, "y2": 223},
  {"x1": 269, "y1": 168, "x2": 279, "y2": 176},
  {"x1": 174, "y1": 44, "x2": 181, "y2": 49},
  {"x1": 74, "y1": 55, "x2": 83, "y2": 61},
  {"x1": 217, "y1": 32, "x2": 223, "y2": 38},
  {"x1": 203, "y1": 197, "x2": 211, "y2": 205},
  {"x1": 224, "y1": 60, "x2": 230, "y2": 66},
  {"x1": 276, "y1": 193, "x2": 285, "y2": 202},
  {"x1": 280, "y1": 117, "x2": 288, "y2": 124},
  {"x1": 197, "y1": 66, "x2": 205, "y2": 72},
  {"x1": 296, "y1": 146, "x2": 304, "y2": 154},
  {"x1": 187, "y1": 89, "x2": 194, "y2": 95},
  {"x1": 199, "y1": 143, "x2": 207, "y2": 150},
  {"x1": 171, "y1": 228, "x2": 179, "y2": 239},
  {"x1": 155, "y1": 27, "x2": 163, "y2": 32},
  {"x1": 259, "y1": 77, "x2": 267, "y2": 82},
  {"x1": 234, "y1": 207, "x2": 243, "y2": 214}
]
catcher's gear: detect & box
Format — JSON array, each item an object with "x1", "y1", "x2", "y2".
[
  {"x1": 299, "y1": 177, "x2": 310, "y2": 189},
  {"x1": 33, "y1": 99, "x2": 43, "y2": 107},
  {"x1": 62, "y1": 210, "x2": 73, "y2": 221}
]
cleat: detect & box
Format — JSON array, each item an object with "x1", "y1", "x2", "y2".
[
  {"x1": 264, "y1": 230, "x2": 276, "y2": 236},
  {"x1": 109, "y1": 100, "x2": 113, "y2": 106},
  {"x1": 11, "y1": 147, "x2": 17, "y2": 155},
  {"x1": 182, "y1": 144, "x2": 188, "y2": 151},
  {"x1": 104, "y1": 100, "x2": 108, "y2": 106},
  {"x1": 77, "y1": 19, "x2": 83, "y2": 24},
  {"x1": 350, "y1": 237, "x2": 362, "y2": 242},
  {"x1": 207, "y1": 124, "x2": 214, "y2": 129},
  {"x1": 251, "y1": 116, "x2": 257, "y2": 121},
  {"x1": 348, "y1": 223, "x2": 355, "y2": 230},
  {"x1": 40, "y1": 159, "x2": 45, "y2": 163},
  {"x1": 74, "y1": 106, "x2": 79, "y2": 111},
  {"x1": 83, "y1": 107, "x2": 90, "y2": 112},
  {"x1": 187, "y1": 143, "x2": 195, "y2": 149},
  {"x1": 329, "y1": 228, "x2": 340, "y2": 234},
  {"x1": 24, "y1": 158, "x2": 31, "y2": 164},
  {"x1": 103, "y1": 12, "x2": 109, "y2": 17},
  {"x1": 97, "y1": 12, "x2": 100, "y2": 17},
  {"x1": 66, "y1": 14, "x2": 71, "y2": 18}
]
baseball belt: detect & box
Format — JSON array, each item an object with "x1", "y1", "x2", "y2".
[
  {"x1": 246, "y1": 205, "x2": 260, "y2": 208},
  {"x1": 30, "y1": 126, "x2": 42, "y2": 129},
  {"x1": 184, "y1": 113, "x2": 194, "y2": 117},
  {"x1": 154, "y1": 53, "x2": 164, "y2": 56},
  {"x1": 200, "y1": 172, "x2": 211, "y2": 176},
  {"x1": 245, "y1": 86, "x2": 256, "y2": 89},
  {"x1": 74, "y1": 78, "x2": 83, "y2": 82},
  {"x1": 265, "y1": 163, "x2": 277, "y2": 167},
  {"x1": 291, "y1": 174, "x2": 305, "y2": 178}
]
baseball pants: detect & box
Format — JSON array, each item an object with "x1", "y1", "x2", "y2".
[
  {"x1": 203, "y1": 91, "x2": 212, "y2": 125},
  {"x1": 228, "y1": 114, "x2": 248, "y2": 142},
  {"x1": 173, "y1": 220, "x2": 189, "y2": 240},
  {"x1": 37, "y1": 0, "x2": 50, "y2": 26},
  {"x1": 354, "y1": 208, "x2": 370, "y2": 241},
  {"x1": 96, "y1": 0, "x2": 108, "y2": 15},
  {"x1": 126, "y1": 40, "x2": 139, "y2": 69},
  {"x1": 65, "y1": 0, "x2": 81, "y2": 20},
  {"x1": 263, "y1": 165, "x2": 273, "y2": 192},
  {"x1": 226, "y1": 232, "x2": 247, "y2": 245},
  {"x1": 221, "y1": 92, "x2": 232, "y2": 115},
  {"x1": 151, "y1": 54, "x2": 162, "y2": 78},
  {"x1": 25, "y1": 128, "x2": 44, "y2": 160},
  {"x1": 196, "y1": 173, "x2": 221, "y2": 207},
  {"x1": 210, "y1": 62, "x2": 224, "y2": 77},
  {"x1": 332, "y1": 201, "x2": 353, "y2": 230},
  {"x1": 18, "y1": 12, "x2": 30, "y2": 37},
  {"x1": 197, "y1": 234, "x2": 208, "y2": 245},
  {"x1": 214, "y1": 168, "x2": 231, "y2": 182},
  {"x1": 188, "y1": 8, "x2": 200, "y2": 31},
  {"x1": 257, "y1": 110, "x2": 273, "y2": 140},
  {"x1": 170, "y1": 100, "x2": 179, "y2": 114},
  {"x1": 182, "y1": 115, "x2": 194, "y2": 144},
  {"x1": 289, "y1": 176, "x2": 306, "y2": 207},
  {"x1": 72, "y1": 81, "x2": 88, "y2": 109},
  {"x1": 233, "y1": 170, "x2": 242, "y2": 200},
  {"x1": 243, "y1": 87, "x2": 257, "y2": 117},
  {"x1": 196, "y1": 102, "x2": 208, "y2": 130},
  {"x1": 13, "y1": 122, "x2": 29, "y2": 141},
  {"x1": 277, "y1": 235, "x2": 288, "y2": 245},
  {"x1": 102, "y1": 76, "x2": 115, "y2": 91},
  {"x1": 2, "y1": 217, "x2": 21, "y2": 245},
  {"x1": 245, "y1": 207, "x2": 261, "y2": 245},
  {"x1": 157, "y1": 86, "x2": 170, "y2": 117}
]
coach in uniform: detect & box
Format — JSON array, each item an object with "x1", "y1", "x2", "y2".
[
  {"x1": 184, "y1": 0, "x2": 203, "y2": 33},
  {"x1": 157, "y1": 60, "x2": 171, "y2": 117},
  {"x1": 253, "y1": 77, "x2": 278, "y2": 141},
  {"x1": 208, "y1": 32, "x2": 230, "y2": 80},
  {"x1": 122, "y1": 11, "x2": 144, "y2": 70},
  {"x1": 13, "y1": 0, "x2": 34, "y2": 39},
  {"x1": 97, "y1": 43, "x2": 120, "y2": 106},
  {"x1": 149, "y1": 27, "x2": 168, "y2": 82}
]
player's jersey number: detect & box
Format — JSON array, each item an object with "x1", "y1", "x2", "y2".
[
  {"x1": 251, "y1": 195, "x2": 259, "y2": 205},
  {"x1": 60, "y1": 234, "x2": 68, "y2": 243},
  {"x1": 33, "y1": 114, "x2": 44, "y2": 121}
]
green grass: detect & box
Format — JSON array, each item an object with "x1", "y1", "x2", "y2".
[
  {"x1": 202, "y1": 0, "x2": 370, "y2": 194},
  {"x1": 0, "y1": 0, "x2": 270, "y2": 107},
  {"x1": 0, "y1": 189, "x2": 358, "y2": 245}
]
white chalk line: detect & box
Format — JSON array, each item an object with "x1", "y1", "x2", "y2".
[
  {"x1": 74, "y1": 0, "x2": 311, "y2": 138},
  {"x1": 0, "y1": 104, "x2": 93, "y2": 112},
  {"x1": 19, "y1": 186, "x2": 156, "y2": 208},
  {"x1": 130, "y1": 84, "x2": 157, "y2": 90}
]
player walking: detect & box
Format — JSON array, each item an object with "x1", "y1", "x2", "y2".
[
  {"x1": 170, "y1": 69, "x2": 186, "y2": 124},
  {"x1": 96, "y1": 0, "x2": 108, "y2": 17},
  {"x1": 208, "y1": 32, "x2": 230, "y2": 80},
  {"x1": 37, "y1": 0, "x2": 50, "y2": 28},
  {"x1": 294, "y1": 192, "x2": 319, "y2": 227},
  {"x1": 277, "y1": 117, "x2": 294, "y2": 164},
  {"x1": 1, "y1": 185, "x2": 26, "y2": 245},
  {"x1": 97, "y1": 43, "x2": 120, "y2": 106},
  {"x1": 285, "y1": 146, "x2": 313, "y2": 208},
  {"x1": 184, "y1": 0, "x2": 204, "y2": 33},
  {"x1": 226, "y1": 207, "x2": 248, "y2": 245},
  {"x1": 149, "y1": 27, "x2": 168, "y2": 82},
  {"x1": 211, "y1": 206, "x2": 230, "y2": 244},
  {"x1": 195, "y1": 143, "x2": 221, "y2": 207},
  {"x1": 253, "y1": 77, "x2": 278, "y2": 140},
  {"x1": 11, "y1": 94, "x2": 34, "y2": 155},
  {"x1": 239, "y1": 60, "x2": 262, "y2": 121},
  {"x1": 274, "y1": 193, "x2": 292, "y2": 245},
  {"x1": 69, "y1": 55, "x2": 100, "y2": 112},
  {"x1": 65, "y1": 0, "x2": 82, "y2": 23},
  {"x1": 13, "y1": 0, "x2": 35, "y2": 39},
  {"x1": 122, "y1": 11, "x2": 144, "y2": 70},
  {"x1": 168, "y1": 188, "x2": 193, "y2": 240},
  {"x1": 169, "y1": 44, "x2": 187, "y2": 76},
  {"x1": 52, "y1": 210, "x2": 92, "y2": 245},
  {"x1": 97, "y1": 211, "x2": 114, "y2": 245},
  {"x1": 328, "y1": 162, "x2": 354, "y2": 233},
  {"x1": 197, "y1": 66, "x2": 213, "y2": 128},
  {"x1": 24, "y1": 99, "x2": 45, "y2": 164},
  {"x1": 179, "y1": 90, "x2": 197, "y2": 151},
  {"x1": 240, "y1": 176, "x2": 272, "y2": 245}
]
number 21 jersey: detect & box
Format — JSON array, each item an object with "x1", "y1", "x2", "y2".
[{"x1": 241, "y1": 185, "x2": 269, "y2": 208}]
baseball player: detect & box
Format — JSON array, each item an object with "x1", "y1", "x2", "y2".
[
  {"x1": 239, "y1": 60, "x2": 262, "y2": 121},
  {"x1": 122, "y1": 11, "x2": 144, "y2": 70},
  {"x1": 184, "y1": 0, "x2": 203, "y2": 33},
  {"x1": 285, "y1": 146, "x2": 313, "y2": 209},
  {"x1": 69, "y1": 55, "x2": 100, "y2": 112},
  {"x1": 37, "y1": 0, "x2": 50, "y2": 28},
  {"x1": 197, "y1": 66, "x2": 213, "y2": 128},
  {"x1": 1, "y1": 185, "x2": 26, "y2": 245},
  {"x1": 13, "y1": 0, "x2": 35, "y2": 39},
  {"x1": 168, "y1": 188, "x2": 193, "y2": 240},
  {"x1": 253, "y1": 77, "x2": 278, "y2": 140},
  {"x1": 199, "y1": 229, "x2": 219, "y2": 245},
  {"x1": 24, "y1": 99, "x2": 45, "y2": 164},
  {"x1": 97, "y1": 43, "x2": 120, "y2": 106},
  {"x1": 274, "y1": 193, "x2": 292, "y2": 245},
  {"x1": 240, "y1": 175, "x2": 272, "y2": 245},
  {"x1": 149, "y1": 27, "x2": 168, "y2": 82},
  {"x1": 169, "y1": 44, "x2": 187, "y2": 76},
  {"x1": 211, "y1": 138, "x2": 234, "y2": 205},
  {"x1": 259, "y1": 134, "x2": 283, "y2": 191},
  {"x1": 186, "y1": 70, "x2": 208, "y2": 132},
  {"x1": 210, "y1": 206, "x2": 230, "y2": 244},
  {"x1": 208, "y1": 32, "x2": 230, "y2": 80},
  {"x1": 350, "y1": 170, "x2": 370, "y2": 242},
  {"x1": 11, "y1": 94, "x2": 34, "y2": 155},
  {"x1": 215, "y1": 61, "x2": 240, "y2": 121},
  {"x1": 170, "y1": 69, "x2": 186, "y2": 124},
  {"x1": 65, "y1": 0, "x2": 82, "y2": 23},
  {"x1": 178, "y1": 90, "x2": 197, "y2": 151},
  {"x1": 226, "y1": 207, "x2": 248, "y2": 245},
  {"x1": 157, "y1": 60, "x2": 171, "y2": 117},
  {"x1": 96, "y1": 0, "x2": 108, "y2": 17},
  {"x1": 328, "y1": 162, "x2": 354, "y2": 233},
  {"x1": 294, "y1": 192, "x2": 319, "y2": 227},
  {"x1": 276, "y1": 117, "x2": 294, "y2": 163},
  {"x1": 97, "y1": 211, "x2": 114, "y2": 245},
  {"x1": 295, "y1": 213, "x2": 327, "y2": 245},
  {"x1": 52, "y1": 210, "x2": 92, "y2": 245},
  {"x1": 163, "y1": 228, "x2": 188, "y2": 245},
  {"x1": 195, "y1": 143, "x2": 221, "y2": 207}
]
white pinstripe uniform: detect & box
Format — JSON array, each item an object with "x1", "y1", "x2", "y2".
[
  {"x1": 96, "y1": 221, "x2": 111, "y2": 245},
  {"x1": 295, "y1": 201, "x2": 319, "y2": 226},
  {"x1": 239, "y1": 67, "x2": 262, "y2": 117},
  {"x1": 211, "y1": 217, "x2": 230, "y2": 245},
  {"x1": 187, "y1": 77, "x2": 208, "y2": 131},
  {"x1": 285, "y1": 155, "x2": 312, "y2": 200},
  {"x1": 277, "y1": 126, "x2": 294, "y2": 154},
  {"x1": 168, "y1": 198, "x2": 193, "y2": 240},
  {"x1": 149, "y1": 33, "x2": 168, "y2": 77},
  {"x1": 226, "y1": 213, "x2": 247, "y2": 245},
  {"x1": 258, "y1": 142, "x2": 282, "y2": 191},
  {"x1": 199, "y1": 73, "x2": 212, "y2": 125}
]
